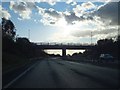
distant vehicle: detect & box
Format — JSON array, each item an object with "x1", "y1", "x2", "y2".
[{"x1": 99, "y1": 54, "x2": 114, "y2": 63}]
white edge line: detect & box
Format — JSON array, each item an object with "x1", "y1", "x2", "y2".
[{"x1": 3, "y1": 62, "x2": 37, "y2": 88}]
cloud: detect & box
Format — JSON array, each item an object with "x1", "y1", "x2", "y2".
[
  {"x1": 48, "y1": 31, "x2": 79, "y2": 43},
  {"x1": 38, "y1": 6, "x2": 94, "y2": 26},
  {"x1": 73, "y1": 2, "x2": 96, "y2": 17},
  {"x1": 71, "y1": 24, "x2": 118, "y2": 40},
  {"x1": 92, "y1": 0, "x2": 119, "y2": 2},
  {"x1": 72, "y1": 28, "x2": 117, "y2": 37},
  {"x1": 41, "y1": 0, "x2": 56, "y2": 6},
  {"x1": 10, "y1": 1, "x2": 36, "y2": 19},
  {"x1": 71, "y1": 2, "x2": 77, "y2": 6},
  {"x1": 66, "y1": 0, "x2": 73, "y2": 4},
  {"x1": 37, "y1": 3, "x2": 95, "y2": 26},
  {"x1": 64, "y1": 12, "x2": 81, "y2": 24},
  {"x1": 37, "y1": 1, "x2": 118, "y2": 41},
  {"x1": 40, "y1": 8, "x2": 84, "y2": 25},
  {"x1": 60, "y1": 14, "x2": 118, "y2": 41},
  {"x1": 63, "y1": 11, "x2": 71, "y2": 15},
  {"x1": 73, "y1": 5, "x2": 84, "y2": 17},
  {"x1": 0, "y1": 5, "x2": 11, "y2": 19},
  {"x1": 47, "y1": 17, "x2": 118, "y2": 43},
  {"x1": 35, "y1": 0, "x2": 59, "y2": 6},
  {"x1": 64, "y1": 11, "x2": 95, "y2": 25},
  {"x1": 37, "y1": 6, "x2": 45, "y2": 15},
  {"x1": 81, "y1": 1, "x2": 96, "y2": 10},
  {"x1": 2, "y1": 0, "x2": 118, "y2": 43},
  {"x1": 94, "y1": 2, "x2": 119, "y2": 25},
  {"x1": 44, "y1": 8, "x2": 61, "y2": 18},
  {"x1": 72, "y1": 2, "x2": 119, "y2": 38},
  {"x1": 67, "y1": 2, "x2": 119, "y2": 40},
  {"x1": 2, "y1": 0, "x2": 119, "y2": 3},
  {"x1": 37, "y1": 7, "x2": 62, "y2": 25}
]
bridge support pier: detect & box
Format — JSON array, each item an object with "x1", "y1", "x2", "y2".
[{"x1": 62, "y1": 48, "x2": 66, "y2": 58}]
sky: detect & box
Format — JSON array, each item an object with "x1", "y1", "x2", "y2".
[{"x1": 0, "y1": 0, "x2": 119, "y2": 55}]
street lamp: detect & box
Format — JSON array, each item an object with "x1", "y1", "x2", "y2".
[
  {"x1": 28, "y1": 29, "x2": 30, "y2": 41},
  {"x1": 91, "y1": 31, "x2": 93, "y2": 45}
]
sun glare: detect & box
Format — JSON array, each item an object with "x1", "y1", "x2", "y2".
[{"x1": 56, "y1": 18, "x2": 74, "y2": 37}]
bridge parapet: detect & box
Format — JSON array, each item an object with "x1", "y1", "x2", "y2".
[{"x1": 33, "y1": 42, "x2": 95, "y2": 46}]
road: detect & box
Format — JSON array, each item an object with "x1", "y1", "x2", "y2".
[{"x1": 8, "y1": 58, "x2": 119, "y2": 88}]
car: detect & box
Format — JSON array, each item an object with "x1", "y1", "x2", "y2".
[{"x1": 99, "y1": 54, "x2": 114, "y2": 63}]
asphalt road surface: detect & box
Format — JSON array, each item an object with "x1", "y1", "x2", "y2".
[{"x1": 9, "y1": 58, "x2": 119, "y2": 88}]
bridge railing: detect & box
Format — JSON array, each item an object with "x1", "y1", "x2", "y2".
[{"x1": 32, "y1": 42, "x2": 96, "y2": 46}]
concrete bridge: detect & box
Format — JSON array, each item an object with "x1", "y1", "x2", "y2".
[{"x1": 34, "y1": 42, "x2": 95, "y2": 57}]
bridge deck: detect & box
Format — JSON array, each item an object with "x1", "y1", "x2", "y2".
[{"x1": 34, "y1": 43, "x2": 95, "y2": 49}]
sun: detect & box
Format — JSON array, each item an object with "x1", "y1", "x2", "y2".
[
  {"x1": 56, "y1": 17, "x2": 67, "y2": 27},
  {"x1": 56, "y1": 17, "x2": 74, "y2": 36}
]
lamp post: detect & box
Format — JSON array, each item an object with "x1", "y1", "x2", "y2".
[
  {"x1": 91, "y1": 31, "x2": 93, "y2": 45},
  {"x1": 28, "y1": 29, "x2": 30, "y2": 41},
  {"x1": 91, "y1": 31, "x2": 93, "y2": 62},
  {"x1": 118, "y1": 26, "x2": 120, "y2": 39}
]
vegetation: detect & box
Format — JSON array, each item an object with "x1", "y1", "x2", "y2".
[
  {"x1": 2, "y1": 18, "x2": 16, "y2": 39},
  {"x1": 69, "y1": 36, "x2": 120, "y2": 62},
  {"x1": 2, "y1": 18, "x2": 48, "y2": 73}
]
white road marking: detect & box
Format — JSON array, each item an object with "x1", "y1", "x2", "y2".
[
  {"x1": 3, "y1": 62, "x2": 37, "y2": 88},
  {"x1": 65, "y1": 61, "x2": 81, "y2": 65}
]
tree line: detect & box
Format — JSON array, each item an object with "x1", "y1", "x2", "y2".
[
  {"x1": 71, "y1": 36, "x2": 120, "y2": 61},
  {"x1": 2, "y1": 18, "x2": 48, "y2": 59}
]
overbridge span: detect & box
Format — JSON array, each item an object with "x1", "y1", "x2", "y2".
[{"x1": 33, "y1": 42, "x2": 95, "y2": 57}]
